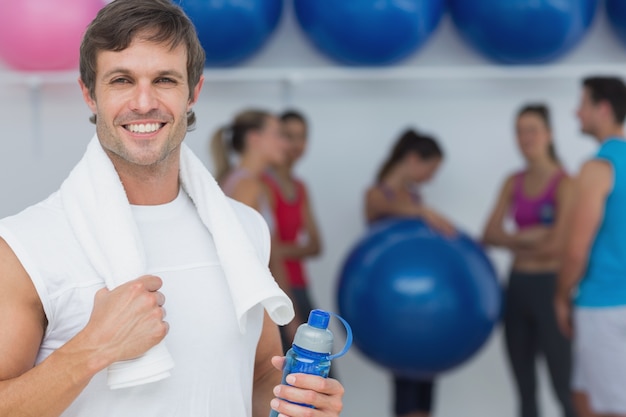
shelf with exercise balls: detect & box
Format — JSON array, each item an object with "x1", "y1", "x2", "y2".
[
  {"x1": 607, "y1": 0, "x2": 626, "y2": 48},
  {"x1": 448, "y1": 0, "x2": 598, "y2": 64},
  {"x1": 0, "y1": 0, "x2": 104, "y2": 71},
  {"x1": 337, "y1": 219, "x2": 502, "y2": 378},
  {"x1": 174, "y1": 0, "x2": 283, "y2": 67},
  {"x1": 293, "y1": 0, "x2": 445, "y2": 66}
]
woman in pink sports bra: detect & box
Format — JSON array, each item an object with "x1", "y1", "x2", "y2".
[
  {"x1": 482, "y1": 104, "x2": 575, "y2": 417},
  {"x1": 210, "y1": 109, "x2": 301, "y2": 340}
]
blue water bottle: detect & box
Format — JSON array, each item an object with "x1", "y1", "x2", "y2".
[{"x1": 269, "y1": 309, "x2": 352, "y2": 417}]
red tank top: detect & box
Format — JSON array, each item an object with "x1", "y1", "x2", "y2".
[{"x1": 263, "y1": 173, "x2": 308, "y2": 288}]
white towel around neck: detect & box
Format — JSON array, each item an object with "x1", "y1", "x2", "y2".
[{"x1": 59, "y1": 135, "x2": 294, "y2": 389}]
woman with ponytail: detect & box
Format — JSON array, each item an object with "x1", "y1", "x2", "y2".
[
  {"x1": 482, "y1": 104, "x2": 575, "y2": 417},
  {"x1": 210, "y1": 109, "x2": 301, "y2": 341},
  {"x1": 365, "y1": 128, "x2": 453, "y2": 417},
  {"x1": 365, "y1": 128, "x2": 453, "y2": 234}
]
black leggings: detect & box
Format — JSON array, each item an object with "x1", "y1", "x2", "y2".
[
  {"x1": 504, "y1": 270, "x2": 575, "y2": 417},
  {"x1": 394, "y1": 377, "x2": 435, "y2": 415}
]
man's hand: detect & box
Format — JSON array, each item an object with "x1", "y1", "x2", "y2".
[
  {"x1": 554, "y1": 293, "x2": 573, "y2": 339},
  {"x1": 269, "y1": 356, "x2": 344, "y2": 417},
  {"x1": 80, "y1": 275, "x2": 168, "y2": 367}
]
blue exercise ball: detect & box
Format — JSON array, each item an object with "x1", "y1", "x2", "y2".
[
  {"x1": 449, "y1": 0, "x2": 597, "y2": 64},
  {"x1": 337, "y1": 218, "x2": 502, "y2": 378},
  {"x1": 174, "y1": 0, "x2": 283, "y2": 66},
  {"x1": 607, "y1": 0, "x2": 626, "y2": 48},
  {"x1": 293, "y1": 0, "x2": 445, "y2": 65}
]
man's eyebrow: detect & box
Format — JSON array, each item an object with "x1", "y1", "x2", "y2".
[
  {"x1": 100, "y1": 69, "x2": 186, "y2": 80},
  {"x1": 153, "y1": 70, "x2": 186, "y2": 80},
  {"x1": 101, "y1": 68, "x2": 131, "y2": 79}
]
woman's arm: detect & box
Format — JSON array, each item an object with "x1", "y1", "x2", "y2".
[
  {"x1": 365, "y1": 187, "x2": 422, "y2": 223},
  {"x1": 482, "y1": 175, "x2": 540, "y2": 250},
  {"x1": 365, "y1": 186, "x2": 455, "y2": 235}
]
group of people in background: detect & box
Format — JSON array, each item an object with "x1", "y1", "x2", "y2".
[
  {"x1": 212, "y1": 75, "x2": 626, "y2": 417},
  {"x1": 484, "y1": 76, "x2": 626, "y2": 417}
]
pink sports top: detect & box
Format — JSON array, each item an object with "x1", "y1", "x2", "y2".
[{"x1": 511, "y1": 170, "x2": 566, "y2": 229}]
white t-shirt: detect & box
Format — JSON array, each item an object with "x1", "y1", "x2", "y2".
[{"x1": 0, "y1": 189, "x2": 271, "y2": 417}]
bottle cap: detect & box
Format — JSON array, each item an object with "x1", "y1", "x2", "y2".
[
  {"x1": 292, "y1": 309, "x2": 353, "y2": 359},
  {"x1": 307, "y1": 309, "x2": 330, "y2": 329},
  {"x1": 293, "y1": 310, "x2": 333, "y2": 354}
]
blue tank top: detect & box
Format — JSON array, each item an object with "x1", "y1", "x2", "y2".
[{"x1": 576, "y1": 138, "x2": 626, "y2": 307}]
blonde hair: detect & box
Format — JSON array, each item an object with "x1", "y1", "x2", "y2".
[{"x1": 210, "y1": 109, "x2": 272, "y2": 182}]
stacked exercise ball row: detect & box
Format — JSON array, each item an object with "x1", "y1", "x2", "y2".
[
  {"x1": 2, "y1": 0, "x2": 626, "y2": 70},
  {"x1": 294, "y1": 0, "x2": 599, "y2": 65}
]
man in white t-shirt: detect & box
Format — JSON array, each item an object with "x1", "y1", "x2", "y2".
[{"x1": 0, "y1": 1, "x2": 344, "y2": 416}]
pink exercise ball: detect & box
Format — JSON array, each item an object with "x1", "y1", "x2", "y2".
[{"x1": 0, "y1": 0, "x2": 104, "y2": 71}]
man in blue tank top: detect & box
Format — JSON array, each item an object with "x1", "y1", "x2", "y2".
[{"x1": 555, "y1": 76, "x2": 626, "y2": 417}]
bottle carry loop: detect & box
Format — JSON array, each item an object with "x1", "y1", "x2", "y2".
[{"x1": 327, "y1": 311, "x2": 353, "y2": 360}]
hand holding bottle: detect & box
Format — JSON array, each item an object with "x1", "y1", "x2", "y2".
[
  {"x1": 269, "y1": 356, "x2": 345, "y2": 416},
  {"x1": 269, "y1": 310, "x2": 352, "y2": 417}
]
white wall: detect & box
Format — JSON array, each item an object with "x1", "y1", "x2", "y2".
[{"x1": 1, "y1": 2, "x2": 626, "y2": 416}]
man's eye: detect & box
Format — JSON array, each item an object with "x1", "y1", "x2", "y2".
[
  {"x1": 157, "y1": 78, "x2": 176, "y2": 84},
  {"x1": 111, "y1": 78, "x2": 130, "y2": 84}
]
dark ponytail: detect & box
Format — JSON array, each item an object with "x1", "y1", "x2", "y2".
[{"x1": 376, "y1": 129, "x2": 443, "y2": 182}]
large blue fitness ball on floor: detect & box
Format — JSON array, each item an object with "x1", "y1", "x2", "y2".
[
  {"x1": 607, "y1": 0, "x2": 626, "y2": 48},
  {"x1": 337, "y1": 219, "x2": 502, "y2": 378},
  {"x1": 294, "y1": 0, "x2": 445, "y2": 65},
  {"x1": 175, "y1": 0, "x2": 283, "y2": 66},
  {"x1": 449, "y1": 0, "x2": 597, "y2": 64}
]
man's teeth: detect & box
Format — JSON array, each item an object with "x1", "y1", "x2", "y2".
[{"x1": 127, "y1": 123, "x2": 161, "y2": 133}]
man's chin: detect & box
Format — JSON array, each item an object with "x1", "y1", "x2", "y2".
[{"x1": 580, "y1": 128, "x2": 593, "y2": 137}]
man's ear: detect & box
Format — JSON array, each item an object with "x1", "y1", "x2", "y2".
[
  {"x1": 187, "y1": 75, "x2": 204, "y2": 112},
  {"x1": 78, "y1": 77, "x2": 97, "y2": 114}
]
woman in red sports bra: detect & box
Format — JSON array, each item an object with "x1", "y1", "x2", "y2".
[
  {"x1": 263, "y1": 110, "x2": 323, "y2": 349},
  {"x1": 482, "y1": 104, "x2": 575, "y2": 417},
  {"x1": 365, "y1": 129, "x2": 453, "y2": 417}
]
